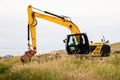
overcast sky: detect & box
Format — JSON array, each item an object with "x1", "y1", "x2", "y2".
[{"x1": 0, "y1": 0, "x2": 120, "y2": 53}]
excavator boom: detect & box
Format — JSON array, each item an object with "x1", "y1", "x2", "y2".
[{"x1": 27, "y1": 5, "x2": 80, "y2": 51}]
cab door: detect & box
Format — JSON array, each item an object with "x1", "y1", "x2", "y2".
[{"x1": 66, "y1": 33, "x2": 89, "y2": 54}]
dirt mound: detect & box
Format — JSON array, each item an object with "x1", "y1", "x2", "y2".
[{"x1": 111, "y1": 42, "x2": 120, "y2": 53}]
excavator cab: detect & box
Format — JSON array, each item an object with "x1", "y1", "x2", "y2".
[{"x1": 66, "y1": 33, "x2": 89, "y2": 54}]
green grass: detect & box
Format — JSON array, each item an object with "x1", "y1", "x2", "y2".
[
  {"x1": 5, "y1": 65, "x2": 68, "y2": 80},
  {"x1": 0, "y1": 54, "x2": 120, "y2": 80},
  {"x1": 0, "y1": 42, "x2": 120, "y2": 80},
  {"x1": 111, "y1": 42, "x2": 120, "y2": 49},
  {"x1": 111, "y1": 42, "x2": 120, "y2": 53}
]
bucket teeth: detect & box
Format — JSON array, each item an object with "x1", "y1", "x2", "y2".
[
  {"x1": 20, "y1": 50, "x2": 35, "y2": 63},
  {"x1": 20, "y1": 54, "x2": 31, "y2": 63}
]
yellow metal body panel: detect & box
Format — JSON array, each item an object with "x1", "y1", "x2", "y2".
[{"x1": 90, "y1": 42, "x2": 104, "y2": 56}]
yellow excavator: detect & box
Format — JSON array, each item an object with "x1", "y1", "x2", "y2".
[{"x1": 21, "y1": 5, "x2": 111, "y2": 63}]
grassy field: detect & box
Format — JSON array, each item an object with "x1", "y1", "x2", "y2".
[{"x1": 0, "y1": 42, "x2": 120, "y2": 80}]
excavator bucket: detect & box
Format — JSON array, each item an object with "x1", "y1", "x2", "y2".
[{"x1": 20, "y1": 50, "x2": 35, "y2": 63}]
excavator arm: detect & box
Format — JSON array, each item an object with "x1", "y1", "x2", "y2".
[
  {"x1": 28, "y1": 5, "x2": 81, "y2": 50},
  {"x1": 21, "y1": 5, "x2": 81, "y2": 63}
]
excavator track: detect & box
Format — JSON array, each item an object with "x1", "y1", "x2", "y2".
[{"x1": 101, "y1": 44, "x2": 111, "y2": 57}]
